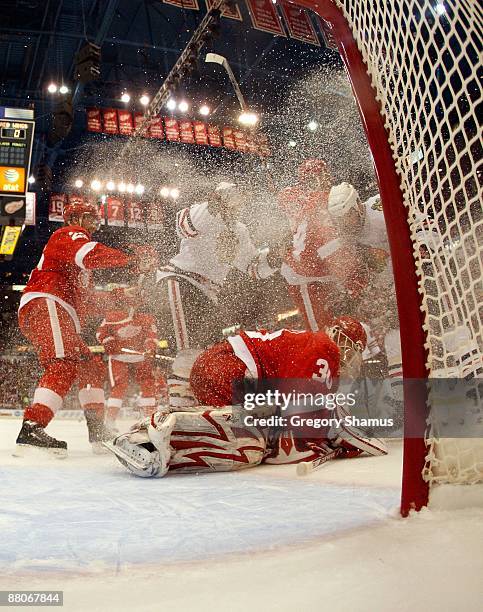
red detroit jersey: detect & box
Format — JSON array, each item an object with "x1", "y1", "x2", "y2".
[
  {"x1": 96, "y1": 310, "x2": 158, "y2": 356},
  {"x1": 228, "y1": 329, "x2": 340, "y2": 389}
]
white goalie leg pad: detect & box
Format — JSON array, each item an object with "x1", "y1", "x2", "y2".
[
  {"x1": 329, "y1": 406, "x2": 388, "y2": 457},
  {"x1": 168, "y1": 349, "x2": 202, "y2": 410}
]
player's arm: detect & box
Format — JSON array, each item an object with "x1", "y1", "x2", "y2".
[
  {"x1": 50, "y1": 229, "x2": 131, "y2": 270},
  {"x1": 142, "y1": 315, "x2": 159, "y2": 353}
]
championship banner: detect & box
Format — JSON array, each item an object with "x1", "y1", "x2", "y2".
[
  {"x1": 127, "y1": 200, "x2": 143, "y2": 228},
  {"x1": 118, "y1": 109, "x2": 134, "y2": 136},
  {"x1": 222, "y1": 127, "x2": 236, "y2": 149},
  {"x1": 86, "y1": 108, "x2": 102, "y2": 132},
  {"x1": 147, "y1": 202, "x2": 164, "y2": 230},
  {"x1": 317, "y1": 16, "x2": 338, "y2": 51},
  {"x1": 25, "y1": 191, "x2": 36, "y2": 226},
  {"x1": 279, "y1": 1, "x2": 320, "y2": 46},
  {"x1": 205, "y1": 0, "x2": 242, "y2": 20},
  {"x1": 233, "y1": 129, "x2": 248, "y2": 152},
  {"x1": 257, "y1": 134, "x2": 271, "y2": 156},
  {"x1": 179, "y1": 120, "x2": 195, "y2": 144},
  {"x1": 245, "y1": 0, "x2": 286, "y2": 36},
  {"x1": 133, "y1": 112, "x2": 148, "y2": 136},
  {"x1": 207, "y1": 125, "x2": 222, "y2": 147},
  {"x1": 149, "y1": 116, "x2": 164, "y2": 139},
  {"x1": 162, "y1": 0, "x2": 199, "y2": 9},
  {"x1": 193, "y1": 121, "x2": 209, "y2": 145},
  {"x1": 48, "y1": 193, "x2": 66, "y2": 222},
  {"x1": 245, "y1": 134, "x2": 258, "y2": 155},
  {"x1": 102, "y1": 108, "x2": 119, "y2": 135},
  {"x1": 106, "y1": 196, "x2": 125, "y2": 227},
  {"x1": 164, "y1": 118, "x2": 180, "y2": 142}
]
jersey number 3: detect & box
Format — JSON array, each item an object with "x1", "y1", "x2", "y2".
[{"x1": 312, "y1": 358, "x2": 333, "y2": 389}]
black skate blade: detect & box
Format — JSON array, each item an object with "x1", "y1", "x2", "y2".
[{"x1": 13, "y1": 443, "x2": 68, "y2": 459}]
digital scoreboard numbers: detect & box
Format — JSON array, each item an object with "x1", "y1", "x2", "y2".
[{"x1": 0, "y1": 118, "x2": 35, "y2": 196}]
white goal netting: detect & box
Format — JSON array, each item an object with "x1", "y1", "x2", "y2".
[{"x1": 333, "y1": 0, "x2": 482, "y2": 486}]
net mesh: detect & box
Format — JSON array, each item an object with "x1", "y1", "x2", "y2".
[{"x1": 333, "y1": 0, "x2": 482, "y2": 485}]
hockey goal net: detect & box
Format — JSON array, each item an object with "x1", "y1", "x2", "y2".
[{"x1": 297, "y1": 0, "x2": 482, "y2": 513}]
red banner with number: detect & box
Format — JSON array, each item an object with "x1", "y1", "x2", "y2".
[
  {"x1": 48, "y1": 193, "x2": 66, "y2": 222},
  {"x1": 279, "y1": 1, "x2": 320, "y2": 46},
  {"x1": 127, "y1": 201, "x2": 144, "y2": 228},
  {"x1": 233, "y1": 129, "x2": 248, "y2": 152},
  {"x1": 102, "y1": 108, "x2": 119, "y2": 134},
  {"x1": 118, "y1": 110, "x2": 134, "y2": 136},
  {"x1": 245, "y1": 0, "x2": 286, "y2": 36},
  {"x1": 147, "y1": 202, "x2": 164, "y2": 230},
  {"x1": 106, "y1": 196, "x2": 125, "y2": 227},
  {"x1": 179, "y1": 120, "x2": 195, "y2": 144},
  {"x1": 164, "y1": 118, "x2": 180, "y2": 142},
  {"x1": 86, "y1": 108, "x2": 102, "y2": 132}
]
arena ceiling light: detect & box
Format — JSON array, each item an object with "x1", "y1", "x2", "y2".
[
  {"x1": 118, "y1": 182, "x2": 127, "y2": 193},
  {"x1": 135, "y1": 184, "x2": 145, "y2": 195},
  {"x1": 59, "y1": 85, "x2": 69, "y2": 94},
  {"x1": 199, "y1": 105, "x2": 210, "y2": 116},
  {"x1": 47, "y1": 83, "x2": 58, "y2": 93},
  {"x1": 307, "y1": 120, "x2": 319, "y2": 131},
  {"x1": 170, "y1": 188, "x2": 180, "y2": 199},
  {"x1": 178, "y1": 101, "x2": 189, "y2": 113},
  {"x1": 166, "y1": 99, "x2": 177, "y2": 110},
  {"x1": 126, "y1": 183, "x2": 135, "y2": 194},
  {"x1": 27, "y1": 175, "x2": 35, "y2": 184},
  {"x1": 90, "y1": 179, "x2": 102, "y2": 191},
  {"x1": 238, "y1": 111, "x2": 259, "y2": 126},
  {"x1": 121, "y1": 93, "x2": 131, "y2": 103},
  {"x1": 106, "y1": 180, "x2": 116, "y2": 191},
  {"x1": 160, "y1": 187, "x2": 170, "y2": 198},
  {"x1": 139, "y1": 94, "x2": 150, "y2": 106},
  {"x1": 74, "y1": 179, "x2": 83, "y2": 188}
]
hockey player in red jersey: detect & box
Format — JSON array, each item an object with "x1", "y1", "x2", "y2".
[
  {"x1": 105, "y1": 317, "x2": 387, "y2": 478},
  {"x1": 96, "y1": 306, "x2": 159, "y2": 428},
  {"x1": 15, "y1": 201, "x2": 136, "y2": 455}
]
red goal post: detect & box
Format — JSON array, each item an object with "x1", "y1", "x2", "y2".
[{"x1": 292, "y1": 0, "x2": 482, "y2": 515}]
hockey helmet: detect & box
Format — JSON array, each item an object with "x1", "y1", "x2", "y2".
[
  {"x1": 63, "y1": 201, "x2": 101, "y2": 230},
  {"x1": 328, "y1": 182, "x2": 364, "y2": 219},
  {"x1": 298, "y1": 158, "x2": 331, "y2": 182},
  {"x1": 327, "y1": 316, "x2": 367, "y2": 378}
]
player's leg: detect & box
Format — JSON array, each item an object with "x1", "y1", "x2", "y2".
[
  {"x1": 135, "y1": 358, "x2": 156, "y2": 417},
  {"x1": 287, "y1": 282, "x2": 333, "y2": 332},
  {"x1": 15, "y1": 298, "x2": 80, "y2": 455},
  {"x1": 167, "y1": 349, "x2": 202, "y2": 410},
  {"x1": 105, "y1": 357, "x2": 129, "y2": 430}
]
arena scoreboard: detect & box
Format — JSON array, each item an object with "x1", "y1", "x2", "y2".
[{"x1": 0, "y1": 107, "x2": 35, "y2": 197}]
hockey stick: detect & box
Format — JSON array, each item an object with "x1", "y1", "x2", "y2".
[
  {"x1": 296, "y1": 447, "x2": 344, "y2": 476},
  {"x1": 120, "y1": 348, "x2": 174, "y2": 362}
]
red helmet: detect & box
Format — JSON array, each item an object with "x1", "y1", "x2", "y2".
[
  {"x1": 298, "y1": 158, "x2": 331, "y2": 182},
  {"x1": 63, "y1": 201, "x2": 101, "y2": 226},
  {"x1": 327, "y1": 316, "x2": 367, "y2": 352}
]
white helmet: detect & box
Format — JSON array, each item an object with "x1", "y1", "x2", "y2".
[
  {"x1": 215, "y1": 181, "x2": 237, "y2": 198},
  {"x1": 328, "y1": 182, "x2": 362, "y2": 219}
]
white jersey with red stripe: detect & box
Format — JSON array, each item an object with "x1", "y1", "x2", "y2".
[
  {"x1": 19, "y1": 225, "x2": 130, "y2": 330},
  {"x1": 168, "y1": 202, "x2": 274, "y2": 289},
  {"x1": 96, "y1": 309, "x2": 158, "y2": 362}
]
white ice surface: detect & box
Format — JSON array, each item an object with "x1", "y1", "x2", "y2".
[{"x1": 1, "y1": 418, "x2": 482, "y2": 612}]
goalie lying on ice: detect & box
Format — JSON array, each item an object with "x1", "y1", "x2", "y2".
[{"x1": 105, "y1": 320, "x2": 388, "y2": 478}]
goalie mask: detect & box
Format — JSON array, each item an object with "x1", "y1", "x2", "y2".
[{"x1": 327, "y1": 316, "x2": 367, "y2": 379}]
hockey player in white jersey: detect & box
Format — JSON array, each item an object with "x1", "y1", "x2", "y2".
[
  {"x1": 328, "y1": 182, "x2": 402, "y2": 417},
  {"x1": 155, "y1": 181, "x2": 277, "y2": 352}
]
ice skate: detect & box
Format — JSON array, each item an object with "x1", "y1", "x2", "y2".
[
  {"x1": 85, "y1": 411, "x2": 116, "y2": 455},
  {"x1": 14, "y1": 420, "x2": 67, "y2": 458}
]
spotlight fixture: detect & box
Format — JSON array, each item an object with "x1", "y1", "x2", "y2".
[
  {"x1": 106, "y1": 180, "x2": 116, "y2": 191},
  {"x1": 160, "y1": 187, "x2": 170, "y2": 198},
  {"x1": 135, "y1": 184, "x2": 145, "y2": 195},
  {"x1": 47, "y1": 83, "x2": 58, "y2": 93},
  {"x1": 139, "y1": 94, "x2": 150, "y2": 106},
  {"x1": 166, "y1": 99, "x2": 177, "y2": 110},
  {"x1": 90, "y1": 179, "x2": 102, "y2": 191},
  {"x1": 74, "y1": 179, "x2": 84, "y2": 189},
  {"x1": 126, "y1": 183, "x2": 135, "y2": 194},
  {"x1": 199, "y1": 105, "x2": 210, "y2": 116},
  {"x1": 27, "y1": 175, "x2": 35, "y2": 184},
  {"x1": 170, "y1": 188, "x2": 180, "y2": 199},
  {"x1": 307, "y1": 120, "x2": 318, "y2": 131},
  {"x1": 238, "y1": 111, "x2": 259, "y2": 126},
  {"x1": 59, "y1": 85, "x2": 69, "y2": 94},
  {"x1": 121, "y1": 93, "x2": 131, "y2": 103},
  {"x1": 178, "y1": 101, "x2": 189, "y2": 113},
  {"x1": 118, "y1": 182, "x2": 127, "y2": 193}
]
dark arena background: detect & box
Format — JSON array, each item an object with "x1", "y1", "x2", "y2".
[{"x1": 0, "y1": 1, "x2": 481, "y2": 610}]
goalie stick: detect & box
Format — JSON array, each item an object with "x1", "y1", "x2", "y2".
[{"x1": 296, "y1": 447, "x2": 344, "y2": 476}]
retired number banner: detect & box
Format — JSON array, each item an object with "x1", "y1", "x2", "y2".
[
  {"x1": 49, "y1": 193, "x2": 66, "y2": 222},
  {"x1": 279, "y1": 1, "x2": 320, "y2": 46},
  {"x1": 205, "y1": 0, "x2": 242, "y2": 20},
  {"x1": 245, "y1": 0, "x2": 286, "y2": 36},
  {"x1": 86, "y1": 108, "x2": 102, "y2": 132},
  {"x1": 102, "y1": 108, "x2": 119, "y2": 135}
]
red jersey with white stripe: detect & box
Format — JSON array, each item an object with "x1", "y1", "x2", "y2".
[
  {"x1": 96, "y1": 310, "x2": 158, "y2": 359},
  {"x1": 20, "y1": 225, "x2": 130, "y2": 328},
  {"x1": 227, "y1": 329, "x2": 340, "y2": 388}
]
